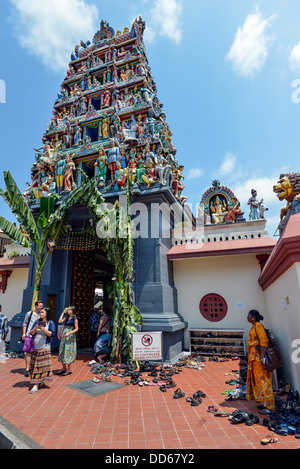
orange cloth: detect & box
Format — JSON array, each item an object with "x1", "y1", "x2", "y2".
[{"x1": 246, "y1": 322, "x2": 275, "y2": 410}]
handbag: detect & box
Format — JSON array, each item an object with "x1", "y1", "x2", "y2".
[
  {"x1": 57, "y1": 324, "x2": 65, "y2": 341},
  {"x1": 256, "y1": 325, "x2": 283, "y2": 371},
  {"x1": 262, "y1": 330, "x2": 283, "y2": 371},
  {"x1": 22, "y1": 311, "x2": 34, "y2": 352},
  {"x1": 23, "y1": 335, "x2": 35, "y2": 353}
]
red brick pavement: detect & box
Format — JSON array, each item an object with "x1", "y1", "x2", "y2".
[{"x1": 0, "y1": 353, "x2": 299, "y2": 450}]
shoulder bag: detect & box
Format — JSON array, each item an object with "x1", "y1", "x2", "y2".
[
  {"x1": 22, "y1": 311, "x2": 35, "y2": 353},
  {"x1": 256, "y1": 324, "x2": 283, "y2": 371}
]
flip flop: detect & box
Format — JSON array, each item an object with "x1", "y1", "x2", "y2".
[{"x1": 261, "y1": 435, "x2": 278, "y2": 445}]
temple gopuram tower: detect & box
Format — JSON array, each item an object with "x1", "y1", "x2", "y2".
[{"x1": 10, "y1": 18, "x2": 187, "y2": 362}]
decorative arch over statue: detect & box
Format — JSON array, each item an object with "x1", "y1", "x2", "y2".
[{"x1": 200, "y1": 180, "x2": 244, "y2": 225}]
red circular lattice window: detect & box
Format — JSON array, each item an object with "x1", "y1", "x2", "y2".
[{"x1": 199, "y1": 294, "x2": 228, "y2": 322}]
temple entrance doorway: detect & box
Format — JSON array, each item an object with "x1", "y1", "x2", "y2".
[{"x1": 71, "y1": 247, "x2": 114, "y2": 349}]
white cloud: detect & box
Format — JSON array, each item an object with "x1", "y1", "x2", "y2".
[
  {"x1": 143, "y1": 0, "x2": 183, "y2": 44},
  {"x1": 9, "y1": 0, "x2": 99, "y2": 73},
  {"x1": 226, "y1": 7, "x2": 276, "y2": 77},
  {"x1": 186, "y1": 168, "x2": 203, "y2": 180},
  {"x1": 289, "y1": 42, "x2": 300, "y2": 71},
  {"x1": 218, "y1": 153, "x2": 237, "y2": 176},
  {"x1": 232, "y1": 176, "x2": 279, "y2": 206}
]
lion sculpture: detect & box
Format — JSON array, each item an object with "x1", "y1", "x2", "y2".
[{"x1": 273, "y1": 172, "x2": 300, "y2": 227}]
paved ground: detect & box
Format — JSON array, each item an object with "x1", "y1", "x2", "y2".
[{"x1": 0, "y1": 353, "x2": 299, "y2": 450}]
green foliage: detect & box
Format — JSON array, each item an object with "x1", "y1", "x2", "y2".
[
  {"x1": 0, "y1": 216, "x2": 31, "y2": 248},
  {"x1": 0, "y1": 171, "x2": 40, "y2": 244},
  {"x1": 7, "y1": 250, "x2": 20, "y2": 259}
]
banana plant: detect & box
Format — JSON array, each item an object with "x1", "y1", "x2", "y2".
[{"x1": 103, "y1": 178, "x2": 143, "y2": 362}]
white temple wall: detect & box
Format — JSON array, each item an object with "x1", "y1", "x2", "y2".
[
  {"x1": 172, "y1": 254, "x2": 267, "y2": 350},
  {"x1": 263, "y1": 263, "x2": 300, "y2": 392}
]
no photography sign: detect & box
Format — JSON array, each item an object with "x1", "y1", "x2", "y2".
[{"x1": 131, "y1": 332, "x2": 163, "y2": 361}]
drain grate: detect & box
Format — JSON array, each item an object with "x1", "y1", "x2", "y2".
[{"x1": 66, "y1": 379, "x2": 125, "y2": 397}]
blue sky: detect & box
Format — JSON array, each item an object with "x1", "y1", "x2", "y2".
[{"x1": 1, "y1": 0, "x2": 300, "y2": 238}]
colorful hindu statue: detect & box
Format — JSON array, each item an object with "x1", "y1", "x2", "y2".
[
  {"x1": 113, "y1": 161, "x2": 127, "y2": 190},
  {"x1": 210, "y1": 196, "x2": 228, "y2": 224},
  {"x1": 95, "y1": 147, "x2": 108, "y2": 184},
  {"x1": 136, "y1": 152, "x2": 146, "y2": 183},
  {"x1": 225, "y1": 197, "x2": 242, "y2": 223},
  {"x1": 64, "y1": 155, "x2": 76, "y2": 192},
  {"x1": 55, "y1": 155, "x2": 67, "y2": 194}
]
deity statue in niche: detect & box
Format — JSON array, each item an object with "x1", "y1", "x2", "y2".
[
  {"x1": 113, "y1": 161, "x2": 127, "y2": 191},
  {"x1": 55, "y1": 154, "x2": 67, "y2": 194},
  {"x1": 209, "y1": 195, "x2": 228, "y2": 224},
  {"x1": 225, "y1": 196, "x2": 242, "y2": 223},
  {"x1": 95, "y1": 146, "x2": 108, "y2": 184},
  {"x1": 64, "y1": 155, "x2": 76, "y2": 192}
]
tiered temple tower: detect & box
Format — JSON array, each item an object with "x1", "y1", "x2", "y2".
[
  {"x1": 12, "y1": 18, "x2": 187, "y2": 362},
  {"x1": 25, "y1": 18, "x2": 184, "y2": 203}
]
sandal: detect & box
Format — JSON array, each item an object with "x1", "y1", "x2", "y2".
[
  {"x1": 166, "y1": 379, "x2": 176, "y2": 389},
  {"x1": 245, "y1": 414, "x2": 260, "y2": 426},
  {"x1": 261, "y1": 435, "x2": 278, "y2": 445},
  {"x1": 207, "y1": 406, "x2": 218, "y2": 413},
  {"x1": 160, "y1": 385, "x2": 167, "y2": 392},
  {"x1": 173, "y1": 388, "x2": 185, "y2": 399},
  {"x1": 193, "y1": 390, "x2": 206, "y2": 399},
  {"x1": 190, "y1": 397, "x2": 202, "y2": 406}
]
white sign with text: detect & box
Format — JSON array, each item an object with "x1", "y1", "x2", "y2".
[{"x1": 131, "y1": 332, "x2": 163, "y2": 361}]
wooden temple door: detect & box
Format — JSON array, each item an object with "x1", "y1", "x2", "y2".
[{"x1": 71, "y1": 250, "x2": 95, "y2": 348}]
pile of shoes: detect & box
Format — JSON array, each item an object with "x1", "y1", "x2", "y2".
[
  {"x1": 89, "y1": 362, "x2": 119, "y2": 382},
  {"x1": 1, "y1": 351, "x2": 25, "y2": 360},
  {"x1": 176, "y1": 354, "x2": 206, "y2": 368},
  {"x1": 228, "y1": 410, "x2": 259, "y2": 426},
  {"x1": 222, "y1": 369, "x2": 247, "y2": 401},
  {"x1": 89, "y1": 360, "x2": 185, "y2": 388},
  {"x1": 261, "y1": 389, "x2": 300, "y2": 438}
]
